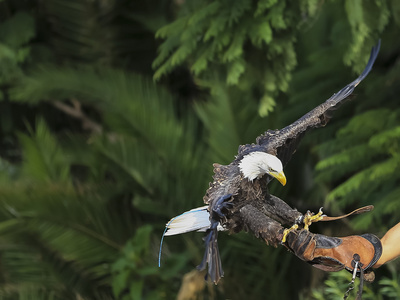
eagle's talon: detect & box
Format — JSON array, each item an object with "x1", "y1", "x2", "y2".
[
  {"x1": 212, "y1": 194, "x2": 233, "y2": 219},
  {"x1": 281, "y1": 224, "x2": 299, "y2": 243},
  {"x1": 303, "y1": 207, "x2": 326, "y2": 230}
]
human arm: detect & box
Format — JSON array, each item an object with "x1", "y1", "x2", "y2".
[{"x1": 373, "y1": 222, "x2": 400, "y2": 268}]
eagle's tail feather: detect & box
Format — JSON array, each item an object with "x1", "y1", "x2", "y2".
[
  {"x1": 159, "y1": 206, "x2": 211, "y2": 267},
  {"x1": 197, "y1": 221, "x2": 224, "y2": 284},
  {"x1": 164, "y1": 205, "x2": 211, "y2": 236}
]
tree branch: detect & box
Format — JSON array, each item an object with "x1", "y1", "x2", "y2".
[{"x1": 52, "y1": 99, "x2": 103, "y2": 134}]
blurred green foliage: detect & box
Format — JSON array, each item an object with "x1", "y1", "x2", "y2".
[
  {"x1": 0, "y1": 0, "x2": 399, "y2": 299},
  {"x1": 309, "y1": 271, "x2": 400, "y2": 300}
]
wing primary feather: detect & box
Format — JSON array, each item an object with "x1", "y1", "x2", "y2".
[
  {"x1": 256, "y1": 40, "x2": 381, "y2": 166},
  {"x1": 355, "y1": 39, "x2": 381, "y2": 84},
  {"x1": 327, "y1": 39, "x2": 381, "y2": 103}
]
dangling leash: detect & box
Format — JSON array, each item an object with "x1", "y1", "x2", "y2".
[
  {"x1": 343, "y1": 254, "x2": 365, "y2": 300},
  {"x1": 321, "y1": 205, "x2": 374, "y2": 222}
]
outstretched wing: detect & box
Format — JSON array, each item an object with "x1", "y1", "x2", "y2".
[{"x1": 256, "y1": 40, "x2": 381, "y2": 166}]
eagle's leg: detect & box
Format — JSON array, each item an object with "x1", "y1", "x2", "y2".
[
  {"x1": 281, "y1": 224, "x2": 299, "y2": 243},
  {"x1": 197, "y1": 194, "x2": 233, "y2": 284},
  {"x1": 303, "y1": 207, "x2": 325, "y2": 230},
  {"x1": 281, "y1": 208, "x2": 325, "y2": 242}
]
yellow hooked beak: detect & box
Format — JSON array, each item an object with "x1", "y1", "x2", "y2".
[{"x1": 270, "y1": 171, "x2": 287, "y2": 186}]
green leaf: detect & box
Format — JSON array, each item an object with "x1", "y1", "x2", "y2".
[{"x1": 112, "y1": 269, "x2": 130, "y2": 298}]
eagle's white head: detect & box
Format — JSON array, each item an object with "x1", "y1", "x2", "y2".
[{"x1": 239, "y1": 151, "x2": 286, "y2": 185}]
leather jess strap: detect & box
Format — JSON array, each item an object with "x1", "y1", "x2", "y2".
[{"x1": 320, "y1": 205, "x2": 374, "y2": 222}]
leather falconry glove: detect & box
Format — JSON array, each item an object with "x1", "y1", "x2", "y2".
[{"x1": 283, "y1": 229, "x2": 382, "y2": 282}]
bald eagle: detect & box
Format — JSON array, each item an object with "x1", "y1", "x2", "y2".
[{"x1": 161, "y1": 41, "x2": 381, "y2": 284}]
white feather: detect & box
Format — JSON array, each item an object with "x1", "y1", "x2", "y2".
[
  {"x1": 164, "y1": 206, "x2": 210, "y2": 236},
  {"x1": 239, "y1": 151, "x2": 283, "y2": 181},
  {"x1": 159, "y1": 205, "x2": 225, "y2": 267},
  {"x1": 164, "y1": 206, "x2": 224, "y2": 236}
]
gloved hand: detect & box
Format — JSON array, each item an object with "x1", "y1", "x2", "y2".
[{"x1": 282, "y1": 229, "x2": 382, "y2": 282}]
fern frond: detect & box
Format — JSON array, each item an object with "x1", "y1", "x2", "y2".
[
  {"x1": 337, "y1": 109, "x2": 393, "y2": 139},
  {"x1": 153, "y1": 0, "x2": 320, "y2": 115},
  {"x1": 255, "y1": 0, "x2": 278, "y2": 17},
  {"x1": 315, "y1": 144, "x2": 379, "y2": 182},
  {"x1": 344, "y1": 0, "x2": 389, "y2": 72},
  {"x1": 17, "y1": 119, "x2": 71, "y2": 183},
  {"x1": 369, "y1": 126, "x2": 400, "y2": 152},
  {"x1": 226, "y1": 59, "x2": 246, "y2": 85},
  {"x1": 188, "y1": 2, "x2": 221, "y2": 26},
  {"x1": 327, "y1": 157, "x2": 400, "y2": 205}
]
